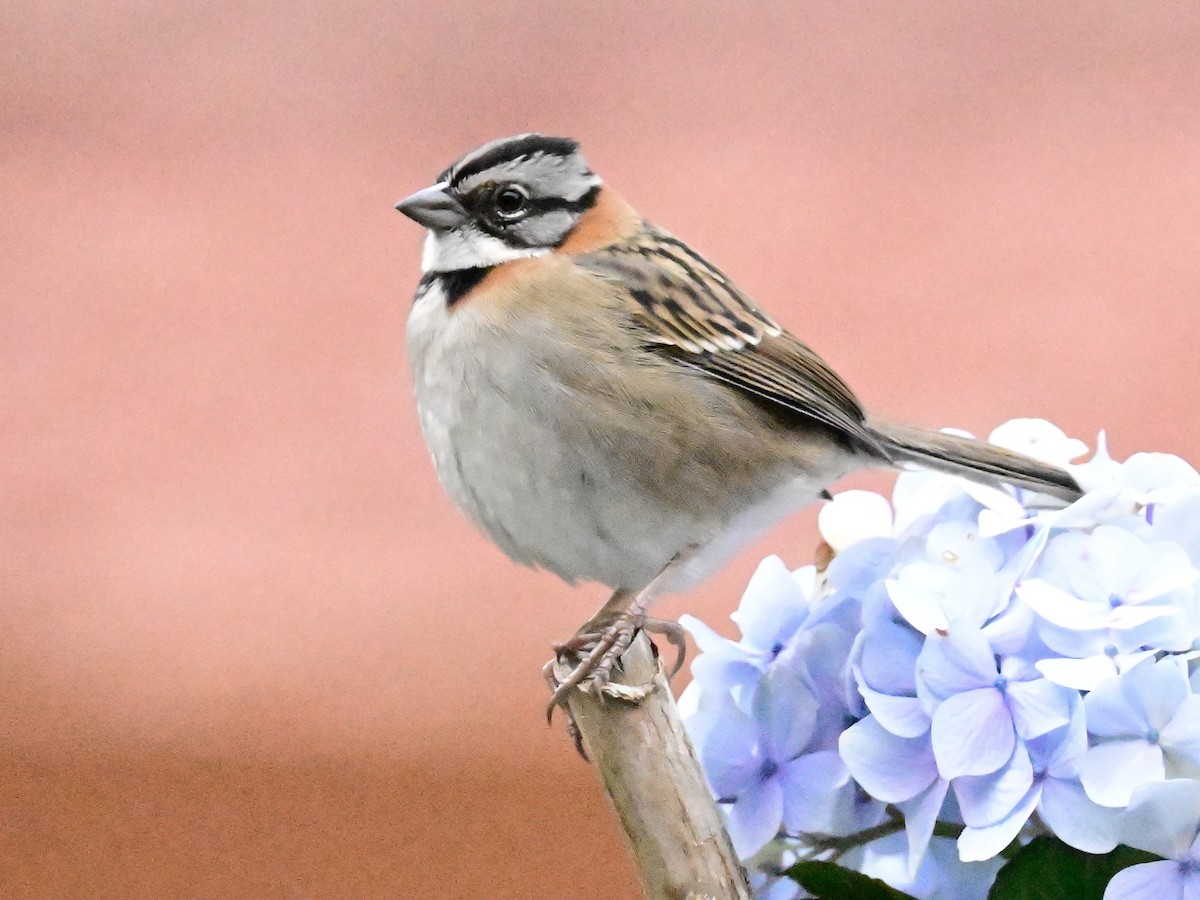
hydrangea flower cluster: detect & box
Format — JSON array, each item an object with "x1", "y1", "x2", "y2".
[{"x1": 678, "y1": 420, "x2": 1200, "y2": 899}]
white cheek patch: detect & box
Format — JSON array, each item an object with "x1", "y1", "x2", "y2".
[{"x1": 421, "y1": 227, "x2": 549, "y2": 273}]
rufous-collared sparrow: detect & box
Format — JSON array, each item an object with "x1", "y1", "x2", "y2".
[{"x1": 396, "y1": 134, "x2": 1080, "y2": 724}]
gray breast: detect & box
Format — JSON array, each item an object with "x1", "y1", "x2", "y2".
[{"x1": 405, "y1": 277, "x2": 848, "y2": 592}]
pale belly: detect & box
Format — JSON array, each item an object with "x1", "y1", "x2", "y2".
[{"x1": 406, "y1": 284, "x2": 841, "y2": 592}]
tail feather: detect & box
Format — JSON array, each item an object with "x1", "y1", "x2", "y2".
[{"x1": 867, "y1": 417, "x2": 1083, "y2": 501}]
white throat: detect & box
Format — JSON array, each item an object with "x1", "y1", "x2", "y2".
[{"x1": 421, "y1": 227, "x2": 549, "y2": 273}]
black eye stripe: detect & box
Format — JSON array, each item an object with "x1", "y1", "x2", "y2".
[
  {"x1": 448, "y1": 182, "x2": 602, "y2": 248},
  {"x1": 527, "y1": 186, "x2": 600, "y2": 214},
  {"x1": 465, "y1": 184, "x2": 600, "y2": 230}
]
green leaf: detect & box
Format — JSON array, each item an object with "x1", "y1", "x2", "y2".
[
  {"x1": 987, "y1": 837, "x2": 1161, "y2": 900},
  {"x1": 782, "y1": 860, "x2": 919, "y2": 899}
]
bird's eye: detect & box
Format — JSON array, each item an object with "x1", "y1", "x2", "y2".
[{"x1": 493, "y1": 185, "x2": 529, "y2": 219}]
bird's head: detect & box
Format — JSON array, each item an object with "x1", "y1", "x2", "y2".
[{"x1": 396, "y1": 133, "x2": 602, "y2": 273}]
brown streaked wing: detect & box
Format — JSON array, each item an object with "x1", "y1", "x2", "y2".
[{"x1": 576, "y1": 226, "x2": 888, "y2": 456}]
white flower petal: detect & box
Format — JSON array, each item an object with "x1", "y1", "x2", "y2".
[
  {"x1": 1036, "y1": 655, "x2": 1123, "y2": 691},
  {"x1": 819, "y1": 490, "x2": 893, "y2": 551},
  {"x1": 1017, "y1": 579, "x2": 1112, "y2": 630},
  {"x1": 988, "y1": 419, "x2": 1089, "y2": 467},
  {"x1": 1107, "y1": 604, "x2": 1180, "y2": 629}
]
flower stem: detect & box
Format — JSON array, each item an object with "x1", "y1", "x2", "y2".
[{"x1": 794, "y1": 809, "x2": 964, "y2": 861}]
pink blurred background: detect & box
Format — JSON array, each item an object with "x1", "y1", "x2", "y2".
[{"x1": 3, "y1": 2, "x2": 1199, "y2": 896}]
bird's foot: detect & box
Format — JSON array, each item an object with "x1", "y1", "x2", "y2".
[{"x1": 543, "y1": 614, "x2": 687, "y2": 756}]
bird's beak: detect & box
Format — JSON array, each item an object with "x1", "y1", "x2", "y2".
[{"x1": 395, "y1": 183, "x2": 468, "y2": 230}]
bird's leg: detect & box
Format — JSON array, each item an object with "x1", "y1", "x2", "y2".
[{"x1": 545, "y1": 552, "x2": 690, "y2": 729}]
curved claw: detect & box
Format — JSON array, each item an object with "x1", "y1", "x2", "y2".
[
  {"x1": 642, "y1": 618, "x2": 687, "y2": 678},
  {"x1": 542, "y1": 659, "x2": 591, "y2": 760},
  {"x1": 542, "y1": 660, "x2": 562, "y2": 725}
]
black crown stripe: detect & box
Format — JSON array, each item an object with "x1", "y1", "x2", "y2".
[{"x1": 449, "y1": 134, "x2": 581, "y2": 186}]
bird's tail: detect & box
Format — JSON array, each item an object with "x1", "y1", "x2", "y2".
[{"x1": 866, "y1": 417, "x2": 1082, "y2": 501}]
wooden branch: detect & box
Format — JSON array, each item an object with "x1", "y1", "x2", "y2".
[{"x1": 563, "y1": 632, "x2": 753, "y2": 900}]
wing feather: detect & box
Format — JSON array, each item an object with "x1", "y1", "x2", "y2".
[{"x1": 576, "y1": 225, "x2": 887, "y2": 456}]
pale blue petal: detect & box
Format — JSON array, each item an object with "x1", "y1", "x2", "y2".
[
  {"x1": 891, "y1": 468, "x2": 973, "y2": 533},
  {"x1": 898, "y1": 777, "x2": 950, "y2": 877},
  {"x1": 982, "y1": 595, "x2": 1036, "y2": 657},
  {"x1": 1116, "y1": 779, "x2": 1200, "y2": 859},
  {"x1": 1051, "y1": 485, "x2": 1130, "y2": 531},
  {"x1": 725, "y1": 778, "x2": 783, "y2": 859},
  {"x1": 1088, "y1": 526, "x2": 1151, "y2": 596},
  {"x1": 958, "y1": 782, "x2": 1040, "y2": 861},
  {"x1": 1080, "y1": 740, "x2": 1165, "y2": 808},
  {"x1": 731, "y1": 555, "x2": 808, "y2": 652},
  {"x1": 918, "y1": 630, "x2": 998, "y2": 699},
  {"x1": 954, "y1": 742, "x2": 1034, "y2": 827},
  {"x1": 931, "y1": 688, "x2": 1015, "y2": 778},
  {"x1": 856, "y1": 831, "x2": 919, "y2": 894},
  {"x1": 1150, "y1": 494, "x2": 1200, "y2": 564},
  {"x1": 904, "y1": 832, "x2": 1006, "y2": 900},
  {"x1": 1036, "y1": 532, "x2": 1097, "y2": 598},
  {"x1": 1102, "y1": 861, "x2": 1181, "y2": 899},
  {"x1": 757, "y1": 876, "x2": 801, "y2": 900},
  {"x1": 784, "y1": 621, "x2": 856, "y2": 715},
  {"x1": 858, "y1": 620, "x2": 922, "y2": 695},
  {"x1": 999, "y1": 653, "x2": 1043, "y2": 683},
  {"x1": 859, "y1": 685, "x2": 931, "y2": 738},
  {"x1": 1036, "y1": 617, "x2": 1110, "y2": 659},
  {"x1": 839, "y1": 716, "x2": 937, "y2": 802},
  {"x1": 758, "y1": 667, "x2": 819, "y2": 760},
  {"x1": 825, "y1": 537, "x2": 900, "y2": 598},
  {"x1": 1125, "y1": 657, "x2": 1191, "y2": 733},
  {"x1": 690, "y1": 654, "x2": 764, "y2": 699},
  {"x1": 1132, "y1": 601, "x2": 1198, "y2": 653},
  {"x1": 1162, "y1": 696, "x2": 1200, "y2": 777},
  {"x1": 1039, "y1": 778, "x2": 1119, "y2": 853},
  {"x1": 1007, "y1": 677, "x2": 1074, "y2": 740},
  {"x1": 779, "y1": 750, "x2": 850, "y2": 834},
  {"x1": 699, "y1": 700, "x2": 762, "y2": 798},
  {"x1": 1039, "y1": 701, "x2": 1089, "y2": 778},
  {"x1": 1085, "y1": 664, "x2": 1154, "y2": 738},
  {"x1": 679, "y1": 613, "x2": 737, "y2": 655}
]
